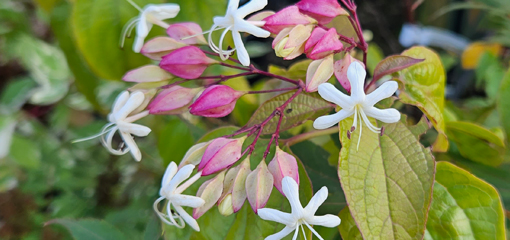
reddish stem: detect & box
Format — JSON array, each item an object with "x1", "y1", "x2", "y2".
[{"x1": 247, "y1": 86, "x2": 299, "y2": 94}]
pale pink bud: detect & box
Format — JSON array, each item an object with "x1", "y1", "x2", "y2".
[
  {"x1": 304, "y1": 27, "x2": 328, "y2": 54},
  {"x1": 232, "y1": 157, "x2": 251, "y2": 212},
  {"x1": 218, "y1": 194, "x2": 234, "y2": 216},
  {"x1": 127, "y1": 84, "x2": 160, "y2": 114},
  {"x1": 159, "y1": 46, "x2": 218, "y2": 79},
  {"x1": 189, "y1": 85, "x2": 245, "y2": 118},
  {"x1": 122, "y1": 65, "x2": 173, "y2": 83},
  {"x1": 246, "y1": 11, "x2": 275, "y2": 22},
  {"x1": 306, "y1": 54, "x2": 334, "y2": 92},
  {"x1": 198, "y1": 136, "x2": 247, "y2": 176},
  {"x1": 193, "y1": 170, "x2": 225, "y2": 219},
  {"x1": 140, "y1": 37, "x2": 187, "y2": 60},
  {"x1": 166, "y1": 22, "x2": 207, "y2": 45},
  {"x1": 273, "y1": 25, "x2": 313, "y2": 60},
  {"x1": 268, "y1": 147, "x2": 299, "y2": 195},
  {"x1": 263, "y1": 6, "x2": 315, "y2": 35},
  {"x1": 245, "y1": 160, "x2": 273, "y2": 213},
  {"x1": 305, "y1": 28, "x2": 343, "y2": 60},
  {"x1": 334, "y1": 53, "x2": 365, "y2": 92},
  {"x1": 147, "y1": 86, "x2": 203, "y2": 115},
  {"x1": 178, "y1": 141, "x2": 211, "y2": 168},
  {"x1": 297, "y1": 0, "x2": 349, "y2": 25}
]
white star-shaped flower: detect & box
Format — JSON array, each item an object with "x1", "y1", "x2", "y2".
[
  {"x1": 258, "y1": 177, "x2": 341, "y2": 240},
  {"x1": 208, "y1": 0, "x2": 271, "y2": 66},
  {"x1": 313, "y1": 61, "x2": 400, "y2": 148},
  {"x1": 153, "y1": 162, "x2": 205, "y2": 231},
  {"x1": 121, "y1": 1, "x2": 180, "y2": 52}
]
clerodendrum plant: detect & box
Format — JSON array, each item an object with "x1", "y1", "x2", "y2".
[{"x1": 77, "y1": 0, "x2": 508, "y2": 239}]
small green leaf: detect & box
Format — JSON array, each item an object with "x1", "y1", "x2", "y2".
[
  {"x1": 247, "y1": 91, "x2": 333, "y2": 135},
  {"x1": 373, "y1": 55, "x2": 424, "y2": 82},
  {"x1": 9, "y1": 135, "x2": 41, "y2": 169},
  {"x1": 398, "y1": 46, "x2": 448, "y2": 152},
  {"x1": 0, "y1": 77, "x2": 35, "y2": 114},
  {"x1": 157, "y1": 119, "x2": 194, "y2": 166},
  {"x1": 47, "y1": 218, "x2": 128, "y2": 240},
  {"x1": 338, "y1": 115, "x2": 435, "y2": 239},
  {"x1": 447, "y1": 121, "x2": 505, "y2": 166},
  {"x1": 366, "y1": 44, "x2": 384, "y2": 76},
  {"x1": 497, "y1": 69, "x2": 510, "y2": 141},
  {"x1": 425, "y1": 162, "x2": 506, "y2": 240},
  {"x1": 197, "y1": 126, "x2": 240, "y2": 143}
]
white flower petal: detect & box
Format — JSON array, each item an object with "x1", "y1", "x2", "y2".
[
  {"x1": 151, "y1": 4, "x2": 180, "y2": 20},
  {"x1": 136, "y1": 16, "x2": 152, "y2": 38},
  {"x1": 120, "y1": 131, "x2": 142, "y2": 161},
  {"x1": 133, "y1": 35, "x2": 145, "y2": 53},
  {"x1": 161, "y1": 162, "x2": 178, "y2": 195},
  {"x1": 363, "y1": 107, "x2": 400, "y2": 123},
  {"x1": 365, "y1": 81, "x2": 398, "y2": 107},
  {"x1": 347, "y1": 61, "x2": 366, "y2": 103},
  {"x1": 281, "y1": 177, "x2": 304, "y2": 214},
  {"x1": 174, "y1": 204, "x2": 200, "y2": 231},
  {"x1": 317, "y1": 83, "x2": 354, "y2": 109},
  {"x1": 114, "y1": 91, "x2": 145, "y2": 120},
  {"x1": 258, "y1": 208, "x2": 296, "y2": 226},
  {"x1": 118, "y1": 122, "x2": 151, "y2": 137},
  {"x1": 228, "y1": 0, "x2": 240, "y2": 11},
  {"x1": 313, "y1": 109, "x2": 354, "y2": 130},
  {"x1": 237, "y1": 0, "x2": 268, "y2": 18},
  {"x1": 264, "y1": 226, "x2": 295, "y2": 240},
  {"x1": 307, "y1": 214, "x2": 341, "y2": 228},
  {"x1": 167, "y1": 165, "x2": 195, "y2": 192},
  {"x1": 234, "y1": 21, "x2": 270, "y2": 38},
  {"x1": 304, "y1": 186, "x2": 328, "y2": 215},
  {"x1": 232, "y1": 31, "x2": 250, "y2": 66},
  {"x1": 171, "y1": 195, "x2": 205, "y2": 208},
  {"x1": 112, "y1": 91, "x2": 130, "y2": 114}
]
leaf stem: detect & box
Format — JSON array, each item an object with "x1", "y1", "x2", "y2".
[
  {"x1": 281, "y1": 127, "x2": 339, "y2": 147},
  {"x1": 247, "y1": 86, "x2": 299, "y2": 94}
]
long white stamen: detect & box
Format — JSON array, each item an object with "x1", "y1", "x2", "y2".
[
  {"x1": 120, "y1": 17, "x2": 140, "y2": 48},
  {"x1": 175, "y1": 171, "x2": 202, "y2": 194},
  {"x1": 357, "y1": 110, "x2": 362, "y2": 151},
  {"x1": 72, "y1": 123, "x2": 116, "y2": 143},
  {"x1": 300, "y1": 224, "x2": 307, "y2": 240},
  {"x1": 181, "y1": 26, "x2": 226, "y2": 40},
  {"x1": 154, "y1": 197, "x2": 177, "y2": 226},
  {"x1": 292, "y1": 224, "x2": 300, "y2": 240},
  {"x1": 218, "y1": 27, "x2": 233, "y2": 60},
  {"x1": 246, "y1": 20, "x2": 266, "y2": 26},
  {"x1": 304, "y1": 222, "x2": 324, "y2": 240},
  {"x1": 359, "y1": 110, "x2": 381, "y2": 133},
  {"x1": 126, "y1": 0, "x2": 143, "y2": 12}
]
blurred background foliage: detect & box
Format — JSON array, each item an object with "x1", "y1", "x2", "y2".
[{"x1": 0, "y1": 0, "x2": 509, "y2": 239}]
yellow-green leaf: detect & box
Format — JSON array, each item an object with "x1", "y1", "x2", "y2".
[{"x1": 398, "y1": 46, "x2": 448, "y2": 152}]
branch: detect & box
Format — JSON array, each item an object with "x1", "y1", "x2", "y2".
[{"x1": 281, "y1": 127, "x2": 339, "y2": 147}]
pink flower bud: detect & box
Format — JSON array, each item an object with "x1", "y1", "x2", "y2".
[
  {"x1": 273, "y1": 25, "x2": 313, "y2": 60},
  {"x1": 166, "y1": 22, "x2": 207, "y2": 45},
  {"x1": 159, "y1": 46, "x2": 218, "y2": 79},
  {"x1": 198, "y1": 136, "x2": 247, "y2": 176},
  {"x1": 245, "y1": 160, "x2": 273, "y2": 213},
  {"x1": 268, "y1": 147, "x2": 299, "y2": 195},
  {"x1": 306, "y1": 54, "x2": 334, "y2": 92},
  {"x1": 263, "y1": 6, "x2": 315, "y2": 35},
  {"x1": 178, "y1": 141, "x2": 211, "y2": 168},
  {"x1": 247, "y1": 11, "x2": 275, "y2": 22},
  {"x1": 334, "y1": 53, "x2": 365, "y2": 92},
  {"x1": 297, "y1": 0, "x2": 349, "y2": 25},
  {"x1": 193, "y1": 170, "x2": 225, "y2": 219},
  {"x1": 147, "y1": 86, "x2": 202, "y2": 115},
  {"x1": 140, "y1": 37, "x2": 187, "y2": 60},
  {"x1": 217, "y1": 157, "x2": 251, "y2": 213},
  {"x1": 189, "y1": 85, "x2": 245, "y2": 118},
  {"x1": 305, "y1": 28, "x2": 343, "y2": 60},
  {"x1": 122, "y1": 65, "x2": 173, "y2": 83}
]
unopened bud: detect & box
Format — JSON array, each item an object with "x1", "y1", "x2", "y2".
[
  {"x1": 166, "y1": 22, "x2": 207, "y2": 45},
  {"x1": 218, "y1": 194, "x2": 234, "y2": 216},
  {"x1": 193, "y1": 171, "x2": 225, "y2": 219},
  {"x1": 122, "y1": 65, "x2": 173, "y2": 83},
  {"x1": 159, "y1": 46, "x2": 218, "y2": 79},
  {"x1": 246, "y1": 11, "x2": 275, "y2": 22},
  {"x1": 305, "y1": 54, "x2": 334, "y2": 92},
  {"x1": 245, "y1": 160, "x2": 273, "y2": 213},
  {"x1": 263, "y1": 6, "x2": 315, "y2": 35},
  {"x1": 334, "y1": 54, "x2": 365, "y2": 92},
  {"x1": 273, "y1": 25, "x2": 313, "y2": 60},
  {"x1": 232, "y1": 157, "x2": 251, "y2": 212},
  {"x1": 147, "y1": 86, "x2": 203, "y2": 115},
  {"x1": 268, "y1": 147, "x2": 299, "y2": 195},
  {"x1": 297, "y1": 0, "x2": 349, "y2": 25},
  {"x1": 140, "y1": 37, "x2": 187, "y2": 60},
  {"x1": 178, "y1": 141, "x2": 211, "y2": 168},
  {"x1": 198, "y1": 136, "x2": 247, "y2": 176},
  {"x1": 305, "y1": 28, "x2": 343, "y2": 60},
  {"x1": 189, "y1": 85, "x2": 245, "y2": 118}
]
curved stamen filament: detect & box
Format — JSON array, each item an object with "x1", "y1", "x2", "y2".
[
  {"x1": 207, "y1": 25, "x2": 235, "y2": 60},
  {"x1": 181, "y1": 26, "x2": 226, "y2": 41},
  {"x1": 304, "y1": 222, "x2": 324, "y2": 240},
  {"x1": 351, "y1": 106, "x2": 382, "y2": 151},
  {"x1": 166, "y1": 202, "x2": 185, "y2": 228},
  {"x1": 126, "y1": 0, "x2": 143, "y2": 12},
  {"x1": 72, "y1": 122, "x2": 116, "y2": 143},
  {"x1": 120, "y1": 17, "x2": 141, "y2": 48}
]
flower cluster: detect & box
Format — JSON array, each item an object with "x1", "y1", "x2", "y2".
[{"x1": 74, "y1": 0, "x2": 406, "y2": 238}]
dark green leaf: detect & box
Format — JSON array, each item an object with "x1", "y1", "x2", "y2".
[{"x1": 47, "y1": 218, "x2": 129, "y2": 240}]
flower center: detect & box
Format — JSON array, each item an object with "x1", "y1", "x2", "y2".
[{"x1": 348, "y1": 104, "x2": 382, "y2": 150}]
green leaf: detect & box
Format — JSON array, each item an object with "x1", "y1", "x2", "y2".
[
  {"x1": 475, "y1": 52, "x2": 505, "y2": 101},
  {"x1": 446, "y1": 121, "x2": 505, "y2": 166},
  {"x1": 171, "y1": 0, "x2": 226, "y2": 29},
  {"x1": 9, "y1": 135, "x2": 41, "y2": 169},
  {"x1": 338, "y1": 207, "x2": 363, "y2": 240},
  {"x1": 398, "y1": 46, "x2": 448, "y2": 152},
  {"x1": 268, "y1": 59, "x2": 312, "y2": 81},
  {"x1": 157, "y1": 119, "x2": 194, "y2": 166},
  {"x1": 50, "y1": 1, "x2": 103, "y2": 111},
  {"x1": 197, "y1": 126, "x2": 240, "y2": 143},
  {"x1": 338, "y1": 115, "x2": 435, "y2": 239},
  {"x1": 47, "y1": 218, "x2": 128, "y2": 240},
  {"x1": 373, "y1": 55, "x2": 424, "y2": 82},
  {"x1": 70, "y1": 0, "x2": 157, "y2": 80},
  {"x1": 163, "y1": 157, "x2": 314, "y2": 240},
  {"x1": 0, "y1": 77, "x2": 35, "y2": 114},
  {"x1": 425, "y1": 162, "x2": 507, "y2": 240},
  {"x1": 366, "y1": 44, "x2": 384, "y2": 76},
  {"x1": 497, "y1": 69, "x2": 510, "y2": 141},
  {"x1": 247, "y1": 91, "x2": 334, "y2": 135}
]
